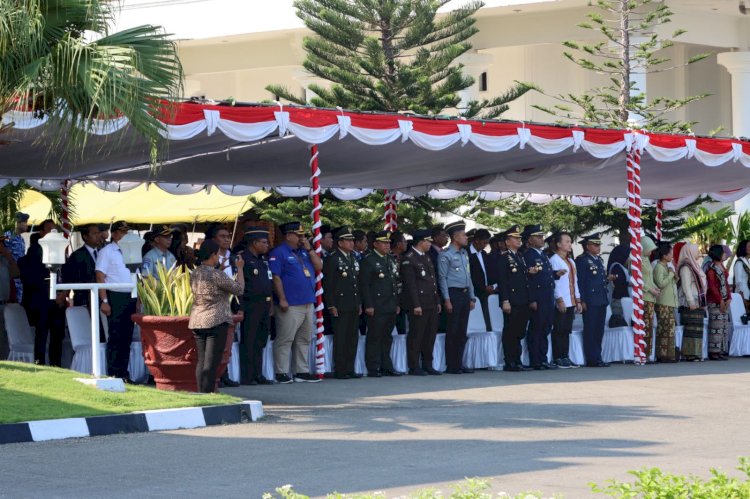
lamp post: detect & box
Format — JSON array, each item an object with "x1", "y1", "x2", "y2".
[{"x1": 40, "y1": 230, "x2": 143, "y2": 390}]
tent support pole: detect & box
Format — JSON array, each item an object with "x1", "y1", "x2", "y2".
[
  {"x1": 310, "y1": 145, "x2": 326, "y2": 378},
  {"x1": 383, "y1": 189, "x2": 398, "y2": 232},
  {"x1": 656, "y1": 200, "x2": 664, "y2": 241},
  {"x1": 60, "y1": 179, "x2": 72, "y2": 239},
  {"x1": 627, "y1": 147, "x2": 647, "y2": 364}
]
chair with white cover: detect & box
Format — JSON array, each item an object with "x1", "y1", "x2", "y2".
[
  {"x1": 602, "y1": 301, "x2": 634, "y2": 363},
  {"x1": 262, "y1": 340, "x2": 275, "y2": 380},
  {"x1": 226, "y1": 323, "x2": 241, "y2": 383},
  {"x1": 729, "y1": 293, "x2": 750, "y2": 356},
  {"x1": 390, "y1": 328, "x2": 408, "y2": 373},
  {"x1": 463, "y1": 299, "x2": 498, "y2": 369},
  {"x1": 308, "y1": 334, "x2": 334, "y2": 375},
  {"x1": 354, "y1": 334, "x2": 367, "y2": 375},
  {"x1": 66, "y1": 306, "x2": 107, "y2": 375},
  {"x1": 487, "y1": 295, "x2": 505, "y2": 369},
  {"x1": 432, "y1": 332, "x2": 446, "y2": 372},
  {"x1": 4, "y1": 303, "x2": 35, "y2": 363},
  {"x1": 569, "y1": 329, "x2": 585, "y2": 366},
  {"x1": 128, "y1": 323, "x2": 147, "y2": 383}
]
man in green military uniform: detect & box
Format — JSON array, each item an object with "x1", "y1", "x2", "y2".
[
  {"x1": 323, "y1": 227, "x2": 361, "y2": 379},
  {"x1": 359, "y1": 230, "x2": 403, "y2": 377}
]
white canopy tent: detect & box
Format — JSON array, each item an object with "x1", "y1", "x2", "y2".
[{"x1": 4, "y1": 101, "x2": 750, "y2": 368}]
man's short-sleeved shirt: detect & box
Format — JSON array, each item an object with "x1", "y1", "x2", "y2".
[
  {"x1": 268, "y1": 243, "x2": 316, "y2": 306},
  {"x1": 141, "y1": 248, "x2": 177, "y2": 278},
  {"x1": 95, "y1": 242, "x2": 132, "y2": 284}
]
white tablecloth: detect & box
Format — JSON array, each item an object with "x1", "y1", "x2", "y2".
[
  {"x1": 729, "y1": 293, "x2": 750, "y2": 356},
  {"x1": 601, "y1": 327, "x2": 634, "y2": 363},
  {"x1": 391, "y1": 330, "x2": 408, "y2": 373},
  {"x1": 463, "y1": 332, "x2": 498, "y2": 369}
]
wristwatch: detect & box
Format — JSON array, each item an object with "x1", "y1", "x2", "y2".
[{"x1": 101, "y1": 298, "x2": 109, "y2": 304}]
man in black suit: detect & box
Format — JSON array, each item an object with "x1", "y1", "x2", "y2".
[
  {"x1": 486, "y1": 231, "x2": 507, "y2": 288},
  {"x1": 468, "y1": 229, "x2": 494, "y2": 332},
  {"x1": 61, "y1": 224, "x2": 101, "y2": 309}
]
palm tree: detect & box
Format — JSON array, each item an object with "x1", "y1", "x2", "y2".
[{"x1": 1, "y1": 0, "x2": 183, "y2": 224}]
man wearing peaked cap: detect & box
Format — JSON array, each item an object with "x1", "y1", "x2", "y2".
[
  {"x1": 401, "y1": 229, "x2": 442, "y2": 375},
  {"x1": 575, "y1": 232, "x2": 612, "y2": 367},
  {"x1": 141, "y1": 225, "x2": 176, "y2": 279},
  {"x1": 437, "y1": 221, "x2": 477, "y2": 374},
  {"x1": 485, "y1": 231, "x2": 507, "y2": 293},
  {"x1": 360, "y1": 230, "x2": 403, "y2": 377},
  {"x1": 497, "y1": 225, "x2": 534, "y2": 371},
  {"x1": 269, "y1": 220, "x2": 323, "y2": 384},
  {"x1": 468, "y1": 229, "x2": 494, "y2": 332},
  {"x1": 522, "y1": 224, "x2": 563, "y2": 370},
  {"x1": 95, "y1": 220, "x2": 137, "y2": 381},
  {"x1": 323, "y1": 226, "x2": 361, "y2": 379},
  {"x1": 239, "y1": 227, "x2": 274, "y2": 385},
  {"x1": 320, "y1": 224, "x2": 334, "y2": 257}
]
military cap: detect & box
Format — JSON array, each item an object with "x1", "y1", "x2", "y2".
[
  {"x1": 579, "y1": 233, "x2": 602, "y2": 245},
  {"x1": 332, "y1": 226, "x2": 355, "y2": 241},
  {"x1": 466, "y1": 228, "x2": 476, "y2": 239},
  {"x1": 411, "y1": 229, "x2": 433, "y2": 243},
  {"x1": 244, "y1": 226, "x2": 270, "y2": 241},
  {"x1": 155, "y1": 225, "x2": 173, "y2": 237},
  {"x1": 111, "y1": 220, "x2": 132, "y2": 232},
  {"x1": 15, "y1": 212, "x2": 29, "y2": 223},
  {"x1": 320, "y1": 224, "x2": 332, "y2": 236},
  {"x1": 474, "y1": 228, "x2": 492, "y2": 241},
  {"x1": 373, "y1": 230, "x2": 392, "y2": 243},
  {"x1": 279, "y1": 221, "x2": 305, "y2": 235},
  {"x1": 522, "y1": 224, "x2": 545, "y2": 239},
  {"x1": 504, "y1": 225, "x2": 522, "y2": 239},
  {"x1": 445, "y1": 221, "x2": 466, "y2": 236}
]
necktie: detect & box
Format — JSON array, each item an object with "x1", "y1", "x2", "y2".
[{"x1": 93, "y1": 249, "x2": 98, "y2": 260}]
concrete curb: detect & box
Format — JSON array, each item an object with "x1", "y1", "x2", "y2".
[{"x1": 0, "y1": 400, "x2": 263, "y2": 445}]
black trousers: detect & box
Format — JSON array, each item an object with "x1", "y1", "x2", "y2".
[
  {"x1": 502, "y1": 305, "x2": 529, "y2": 366},
  {"x1": 407, "y1": 308, "x2": 438, "y2": 370},
  {"x1": 106, "y1": 291, "x2": 136, "y2": 378},
  {"x1": 527, "y1": 297, "x2": 554, "y2": 367},
  {"x1": 583, "y1": 304, "x2": 607, "y2": 365},
  {"x1": 333, "y1": 309, "x2": 359, "y2": 375},
  {"x1": 476, "y1": 291, "x2": 493, "y2": 332},
  {"x1": 27, "y1": 299, "x2": 65, "y2": 366},
  {"x1": 445, "y1": 288, "x2": 471, "y2": 371},
  {"x1": 395, "y1": 308, "x2": 407, "y2": 334},
  {"x1": 193, "y1": 324, "x2": 228, "y2": 393},
  {"x1": 552, "y1": 306, "x2": 575, "y2": 361},
  {"x1": 240, "y1": 300, "x2": 271, "y2": 384},
  {"x1": 365, "y1": 311, "x2": 396, "y2": 373}
]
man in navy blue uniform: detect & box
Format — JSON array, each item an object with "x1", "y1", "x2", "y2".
[
  {"x1": 239, "y1": 227, "x2": 274, "y2": 385},
  {"x1": 522, "y1": 225, "x2": 564, "y2": 370},
  {"x1": 498, "y1": 226, "x2": 537, "y2": 371},
  {"x1": 575, "y1": 233, "x2": 613, "y2": 367}
]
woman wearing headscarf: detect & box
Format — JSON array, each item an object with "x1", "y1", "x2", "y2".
[
  {"x1": 733, "y1": 239, "x2": 750, "y2": 314},
  {"x1": 677, "y1": 243, "x2": 707, "y2": 361},
  {"x1": 641, "y1": 237, "x2": 660, "y2": 361},
  {"x1": 654, "y1": 242, "x2": 679, "y2": 362},
  {"x1": 705, "y1": 244, "x2": 732, "y2": 360},
  {"x1": 607, "y1": 244, "x2": 630, "y2": 328}
]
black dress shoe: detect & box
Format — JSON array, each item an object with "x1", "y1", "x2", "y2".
[
  {"x1": 503, "y1": 364, "x2": 521, "y2": 372},
  {"x1": 461, "y1": 368, "x2": 475, "y2": 374},
  {"x1": 348, "y1": 372, "x2": 363, "y2": 378},
  {"x1": 586, "y1": 361, "x2": 610, "y2": 367},
  {"x1": 531, "y1": 364, "x2": 543, "y2": 371},
  {"x1": 220, "y1": 375, "x2": 240, "y2": 387},
  {"x1": 367, "y1": 371, "x2": 382, "y2": 378},
  {"x1": 541, "y1": 362, "x2": 558, "y2": 370},
  {"x1": 383, "y1": 370, "x2": 404, "y2": 377},
  {"x1": 424, "y1": 368, "x2": 442, "y2": 375},
  {"x1": 247, "y1": 379, "x2": 259, "y2": 386},
  {"x1": 445, "y1": 369, "x2": 463, "y2": 374},
  {"x1": 334, "y1": 373, "x2": 351, "y2": 379},
  {"x1": 409, "y1": 368, "x2": 427, "y2": 376}
]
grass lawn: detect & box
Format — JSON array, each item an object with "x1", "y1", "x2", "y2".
[{"x1": 0, "y1": 361, "x2": 241, "y2": 424}]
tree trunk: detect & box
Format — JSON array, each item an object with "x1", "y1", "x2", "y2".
[{"x1": 618, "y1": 0, "x2": 631, "y2": 124}]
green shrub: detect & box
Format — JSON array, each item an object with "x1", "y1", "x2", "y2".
[{"x1": 591, "y1": 456, "x2": 750, "y2": 498}]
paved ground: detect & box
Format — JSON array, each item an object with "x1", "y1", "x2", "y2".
[{"x1": 2, "y1": 360, "x2": 750, "y2": 498}]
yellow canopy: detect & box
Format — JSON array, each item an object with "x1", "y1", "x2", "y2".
[{"x1": 20, "y1": 184, "x2": 267, "y2": 225}]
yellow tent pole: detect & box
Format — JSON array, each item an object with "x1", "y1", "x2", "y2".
[{"x1": 230, "y1": 197, "x2": 251, "y2": 245}]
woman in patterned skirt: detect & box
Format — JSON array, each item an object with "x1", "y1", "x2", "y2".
[
  {"x1": 705, "y1": 244, "x2": 732, "y2": 360},
  {"x1": 677, "y1": 243, "x2": 706, "y2": 361},
  {"x1": 641, "y1": 237, "x2": 660, "y2": 361},
  {"x1": 654, "y1": 242, "x2": 679, "y2": 362}
]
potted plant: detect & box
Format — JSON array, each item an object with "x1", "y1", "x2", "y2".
[{"x1": 132, "y1": 263, "x2": 240, "y2": 391}]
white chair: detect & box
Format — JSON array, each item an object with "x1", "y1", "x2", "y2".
[
  {"x1": 390, "y1": 328, "x2": 408, "y2": 373},
  {"x1": 227, "y1": 323, "x2": 240, "y2": 383},
  {"x1": 602, "y1": 304, "x2": 634, "y2": 363},
  {"x1": 729, "y1": 293, "x2": 750, "y2": 356},
  {"x1": 129, "y1": 323, "x2": 147, "y2": 383},
  {"x1": 432, "y1": 332, "x2": 446, "y2": 372},
  {"x1": 463, "y1": 299, "x2": 498, "y2": 368},
  {"x1": 4, "y1": 304, "x2": 35, "y2": 363},
  {"x1": 66, "y1": 306, "x2": 107, "y2": 375},
  {"x1": 487, "y1": 295, "x2": 505, "y2": 369},
  {"x1": 354, "y1": 335, "x2": 367, "y2": 375},
  {"x1": 569, "y1": 329, "x2": 585, "y2": 366},
  {"x1": 262, "y1": 339, "x2": 275, "y2": 381},
  {"x1": 467, "y1": 299, "x2": 488, "y2": 333}
]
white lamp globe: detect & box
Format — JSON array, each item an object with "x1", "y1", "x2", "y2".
[
  {"x1": 39, "y1": 230, "x2": 68, "y2": 267},
  {"x1": 119, "y1": 231, "x2": 145, "y2": 266}
]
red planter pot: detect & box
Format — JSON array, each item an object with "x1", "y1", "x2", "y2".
[{"x1": 132, "y1": 314, "x2": 241, "y2": 392}]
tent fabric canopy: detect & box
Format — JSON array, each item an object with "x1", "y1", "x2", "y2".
[
  {"x1": 18, "y1": 183, "x2": 265, "y2": 225},
  {"x1": 2, "y1": 102, "x2": 750, "y2": 203}
]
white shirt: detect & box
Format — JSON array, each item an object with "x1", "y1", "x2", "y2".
[
  {"x1": 734, "y1": 258, "x2": 750, "y2": 299},
  {"x1": 95, "y1": 241, "x2": 132, "y2": 284},
  {"x1": 85, "y1": 244, "x2": 97, "y2": 262},
  {"x1": 550, "y1": 253, "x2": 580, "y2": 307},
  {"x1": 218, "y1": 249, "x2": 233, "y2": 278}
]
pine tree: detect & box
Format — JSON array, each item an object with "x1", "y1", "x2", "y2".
[
  {"x1": 266, "y1": 0, "x2": 533, "y2": 118},
  {"x1": 533, "y1": 0, "x2": 711, "y2": 133}
]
